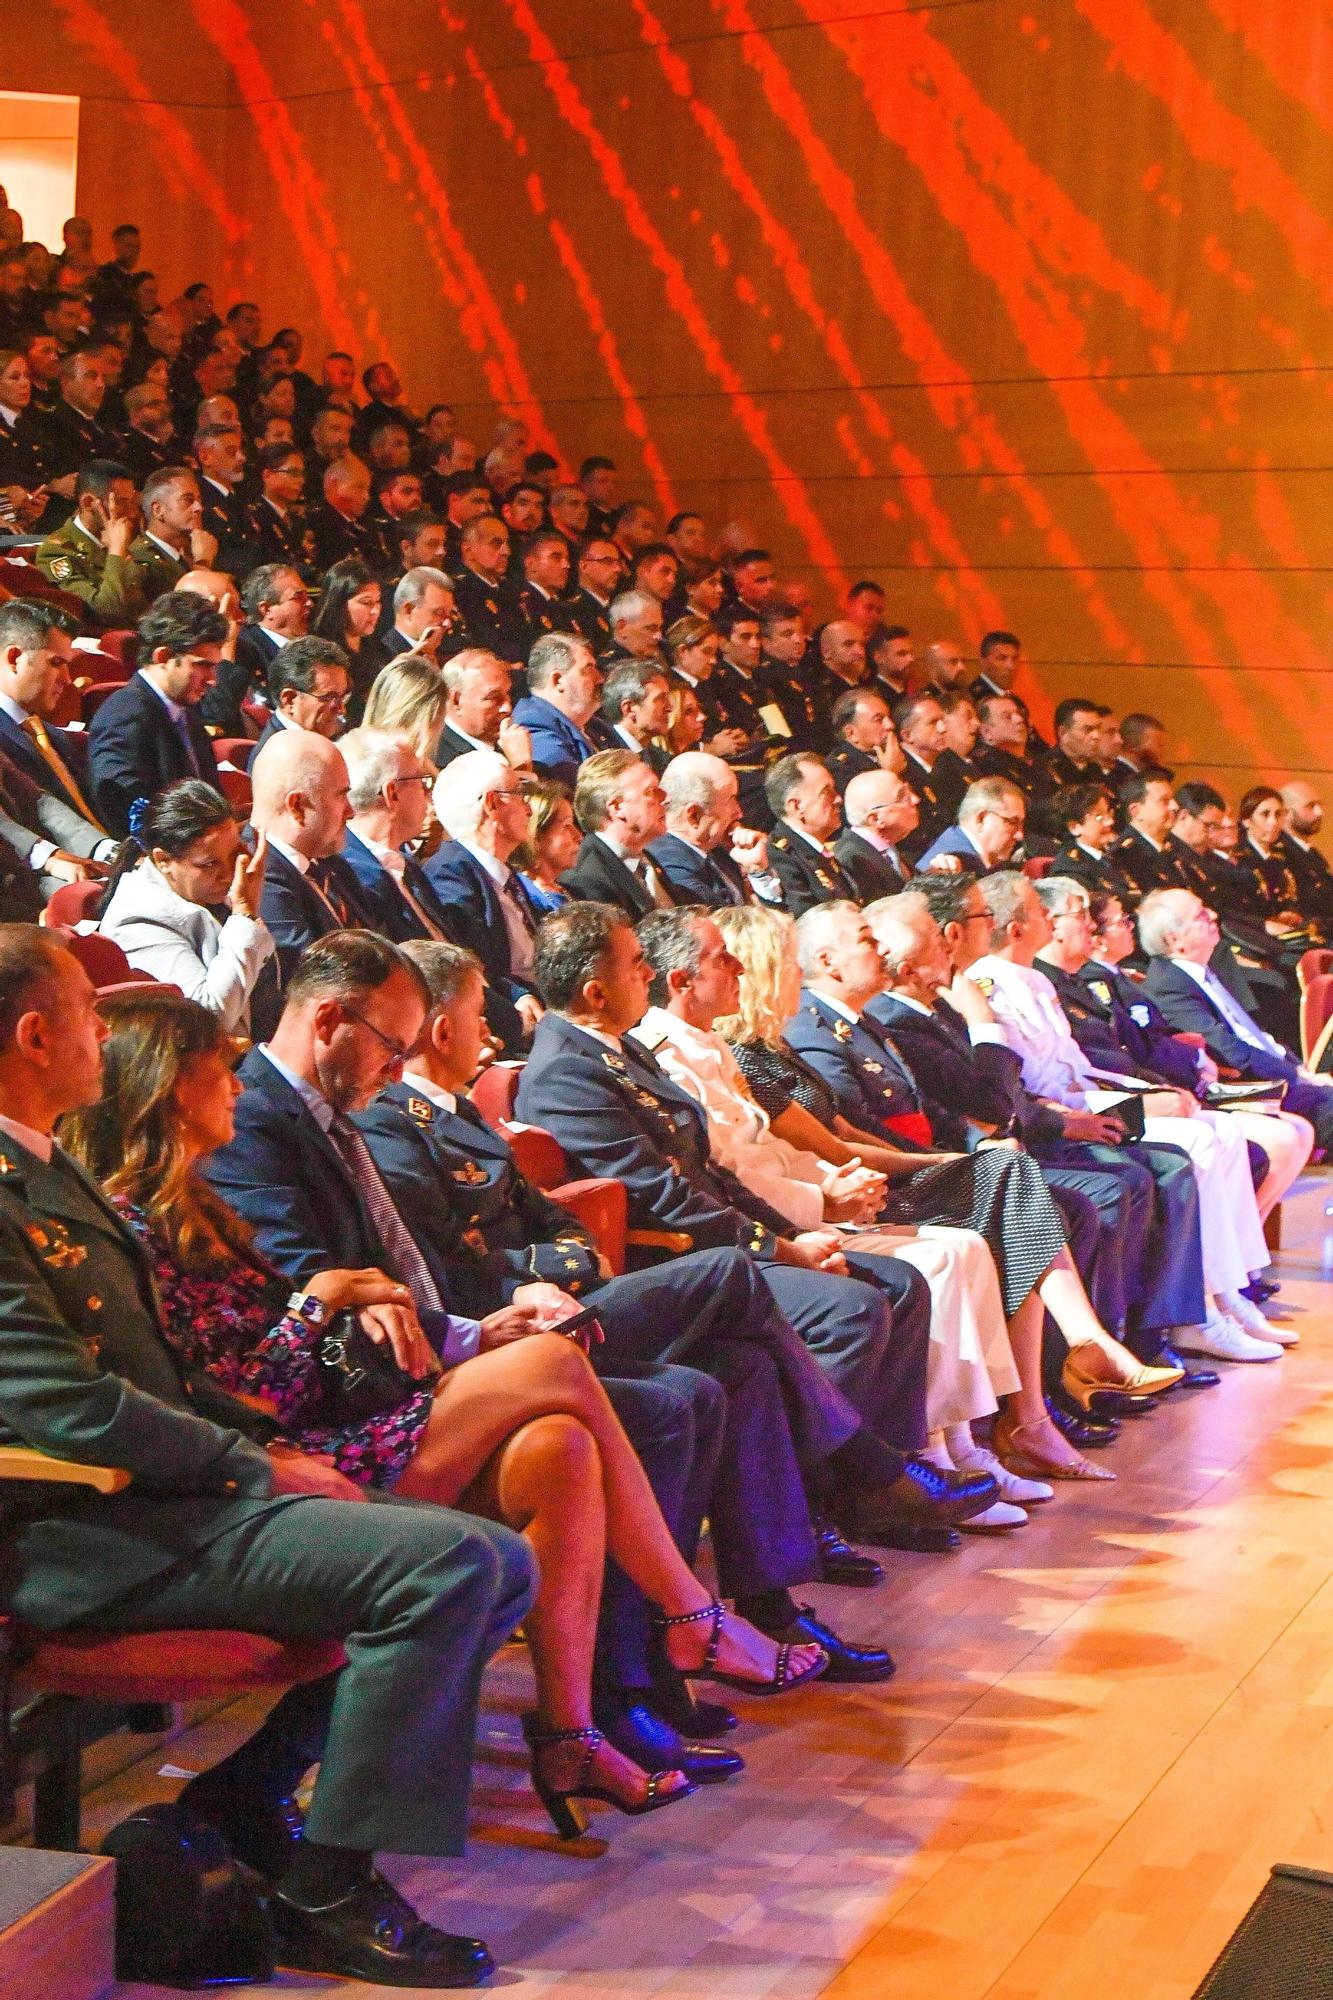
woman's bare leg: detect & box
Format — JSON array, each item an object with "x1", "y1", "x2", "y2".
[{"x1": 395, "y1": 1333, "x2": 820, "y2": 1686}]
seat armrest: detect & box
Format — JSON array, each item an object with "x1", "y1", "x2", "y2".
[
  {"x1": 625, "y1": 1228, "x2": 692, "y2": 1255},
  {"x1": 0, "y1": 1445, "x2": 130, "y2": 1494}
]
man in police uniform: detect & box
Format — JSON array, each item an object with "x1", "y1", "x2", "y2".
[
  {"x1": 514, "y1": 901, "x2": 999, "y2": 1548},
  {"x1": 35, "y1": 458, "x2": 150, "y2": 629},
  {"x1": 764, "y1": 753, "x2": 860, "y2": 916},
  {"x1": 0, "y1": 927, "x2": 534, "y2": 1987}
]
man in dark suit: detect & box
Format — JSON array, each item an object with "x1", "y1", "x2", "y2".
[
  {"x1": 339, "y1": 726, "x2": 452, "y2": 944},
  {"x1": 360, "y1": 566, "x2": 456, "y2": 683},
  {"x1": 917, "y1": 775, "x2": 1026, "y2": 878},
  {"x1": 650, "y1": 752, "x2": 778, "y2": 908},
  {"x1": 432, "y1": 647, "x2": 533, "y2": 771},
  {"x1": 452, "y1": 515, "x2": 525, "y2": 662},
  {"x1": 561, "y1": 750, "x2": 686, "y2": 918},
  {"x1": 0, "y1": 927, "x2": 533, "y2": 1987},
  {"x1": 1140, "y1": 887, "x2": 1333, "y2": 1148},
  {"x1": 595, "y1": 657, "x2": 673, "y2": 775},
  {"x1": 514, "y1": 901, "x2": 997, "y2": 1546},
  {"x1": 204, "y1": 561, "x2": 313, "y2": 735},
  {"x1": 88, "y1": 591, "x2": 221, "y2": 836},
  {"x1": 764, "y1": 753, "x2": 861, "y2": 916},
  {"x1": 1115, "y1": 770, "x2": 1191, "y2": 900},
  {"x1": 834, "y1": 769, "x2": 915, "y2": 902},
  {"x1": 511, "y1": 631, "x2": 603, "y2": 786},
  {"x1": 570, "y1": 537, "x2": 623, "y2": 653},
  {"x1": 825, "y1": 688, "x2": 898, "y2": 794},
  {"x1": 310, "y1": 453, "x2": 377, "y2": 572},
  {"x1": 892, "y1": 693, "x2": 950, "y2": 862},
  {"x1": 0, "y1": 598, "x2": 120, "y2": 869},
  {"x1": 256, "y1": 636, "x2": 352, "y2": 753},
  {"x1": 247, "y1": 725, "x2": 372, "y2": 1034},
  {"x1": 204, "y1": 930, "x2": 747, "y2": 1771},
  {"x1": 356, "y1": 940, "x2": 888, "y2": 1718},
  {"x1": 424, "y1": 747, "x2": 544, "y2": 1051},
  {"x1": 1279, "y1": 781, "x2": 1333, "y2": 932},
  {"x1": 1046, "y1": 697, "x2": 1106, "y2": 792}
]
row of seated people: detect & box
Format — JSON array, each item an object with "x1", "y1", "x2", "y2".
[{"x1": 0, "y1": 832, "x2": 1317, "y2": 1978}]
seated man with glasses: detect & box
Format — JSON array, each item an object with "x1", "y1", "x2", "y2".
[
  {"x1": 253, "y1": 635, "x2": 351, "y2": 752},
  {"x1": 916, "y1": 775, "x2": 1027, "y2": 878}
]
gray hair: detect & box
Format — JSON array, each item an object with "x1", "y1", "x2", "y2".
[
  {"x1": 863, "y1": 894, "x2": 927, "y2": 972},
  {"x1": 637, "y1": 907, "x2": 710, "y2": 1008},
  {"x1": 1136, "y1": 887, "x2": 1196, "y2": 958},
  {"x1": 609, "y1": 589, "x2": 656, "y2": 630},
  {"x1": 794, "y1": 900, "x2": 861, "y2": 979},
  {"x1": 1033, "y1": 873, "x2": 1090, "y2": 916},
  {"x1": 432, "y1": 747, "x2": 511, "y2": 841},
  {"x1": 401, "y1": 938, "x2": 484, "y2": 1011},
  {"x1": 527, "y1": 629, "x2": 590, "y2": 691},
  {"x1": 392, "y1": 565, "x2": 453, "y2": 616},
  {"x1": 958, "y1": 775, "x2": 1024, "y2": 826},
  {"x1": 661, "y1": 751, "x2": 730, "y2": 817},
  {"x1": 340, "y1": 726, "x2": 415, "y2": 814},
  {"x1": 600, "y1": 656, "x2": 667, "y2": 724},
  {"x1": 975, "y1": 868, "x2": 1032, "y2": 947},
  {"x1": 440, "y1": 646, "x2": 505, "y2": 699}
]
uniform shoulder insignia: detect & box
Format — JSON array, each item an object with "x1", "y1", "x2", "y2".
[
  {"x1": 406, "y1": 1095, "x2": 435, "y2": 1124},
  {"x1": 600, "y1": 1051, "x2": 627, "y2": 1072},
  {"x1": 1087, "y1": 981, "x2": 1112, "y2": 1004},
  {"x1": 451, "y1": 1160, "x2": 489, "y2": 1185},
  {"x1": 0, "y1": 1153, "x2": 13, "y2": 1174},
  {"x1": 1129, "y1": 1003, "x2": 1152, "y2": 1027},
  {"x1": 770, "y1": 830, "x2": 790, "y2": 852},
  {"x1": 862, "y1": 1057, "x2": 883, "y2": 1073},
  {"x1": 832, "y1": 1017, "x2": 852, "y2": 1041},
  {"x1": 48, "y1": 556, "x2": 74, "y2": 579},
  {"x1": 972, "y1": 974, "x2": 994, "y2": 995}
]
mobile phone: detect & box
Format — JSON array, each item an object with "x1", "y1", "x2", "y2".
[{"x1": 549, "y1": 1305, "x2": 603, "y2": 1352}]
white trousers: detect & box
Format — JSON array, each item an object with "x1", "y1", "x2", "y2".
[
  {"x1": 1139, "y1": 1109, "x2": 1269, "y2": 1295},
  {"x1": 850, "y1": 1224, "x2": 1020, "y2": 1429},
  {"x1": 1218, "y1": 1108, "x2": 1314, "y2": 1219}
]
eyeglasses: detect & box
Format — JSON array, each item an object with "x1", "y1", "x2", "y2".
[
  {"x1": 340, "y1": 1008, "x2": 414, "y2": 1063},
  {"x1": 960, "y1": 908, "x2": 991, "y2": 926},
  {"x1": 983, "y1": 809, "x2": 1026, "y2": 830}
]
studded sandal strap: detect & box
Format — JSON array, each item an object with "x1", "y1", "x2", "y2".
[{"x1": 774, "y1": 1641, "x2": 793, "y2": 1689}]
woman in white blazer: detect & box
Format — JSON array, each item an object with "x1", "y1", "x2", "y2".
[{"x1": 98, "y1": 780, "x2": 274, "y2": 1034}]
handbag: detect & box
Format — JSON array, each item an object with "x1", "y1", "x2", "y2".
[
  {"x1": 102, "y1": 1803, "x2": 276, "y2": 1986},
  {"x1": 313, "y1": 1309, "x2": 418, "y2": 1426}
]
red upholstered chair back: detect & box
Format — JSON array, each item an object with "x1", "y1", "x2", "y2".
[
  {"x1": 53, "y1": 928, "x2": 155, "y2": 992},
  {"x1": 213, "y1": 737, "x2": 255, "y2": 771},
  {"x1": 1300, "y1": 973, "x2": 1333, "y2": 1067},
  {"x1": 80, "y1": 681, "x2": 128, "y2": 723},
  {"x1": 499, "y1": 1118, "x2": 567, "y2": 1190},
  {"x1": 44, "y1": 880, "x2": 107, "y2": 930},
  {"x1": 216, "y1": 766, "x2": 253, "y2": 811},
  {"x1": 470, "y1": 1062, "x2": 523, "y2": 1127},
  {"x1": 1297, "y1": 948, "x2": 1333, "y2": 993},
  {"x1": 1022, "y1": 855, "x2": 1054, "y2": 880}
]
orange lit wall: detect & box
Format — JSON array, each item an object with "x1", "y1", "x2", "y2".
[{"x1": 15, "y1": 2, "x2": 1333, "y2": 798}]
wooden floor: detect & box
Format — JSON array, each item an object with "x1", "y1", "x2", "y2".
[{"x1": 90, "y1": 1174, "x2": 1333, "y2": 2000}]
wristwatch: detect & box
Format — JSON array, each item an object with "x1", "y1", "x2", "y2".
[{"x1": 285, "y1": 1290, "x2": 331, "y2": 1329}]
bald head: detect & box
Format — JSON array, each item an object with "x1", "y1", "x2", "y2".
[
  {"x1": 844, "y1": 767, "x2": 919, "y2": 843},
  {"x1": 820, "y1": 620, "x2": 866, "y2": 686},
  {"x1": 249, "y1": 728, "x2": 352, "y2": 860},
  {"x1": 1281, "y1": 780, "x2": 1323, "y2": 840},
  {"x1": 178, "y1": 567, "x2": 236, "y2": 616},
  {"x1": 924, "y1": 640, "x2": 968, "y2": 692}
]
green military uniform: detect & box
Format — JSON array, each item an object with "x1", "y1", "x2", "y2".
[
  {"x1": 0, "y1": 1128, "x2": 534, "y2": 1855},
  {"x1": 126, "y1": 531, "x2": 189, "y2": 605},
  {"x1": 34, "y1": 517, "x2": 149, "y2": 629}
]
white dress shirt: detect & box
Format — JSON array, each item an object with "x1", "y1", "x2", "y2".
[{"x1": 458, "y1": 839, "x2": 535, "y2": 977}]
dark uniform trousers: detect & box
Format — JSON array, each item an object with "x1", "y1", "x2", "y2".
[{"x1": 0, "y1": 1136, "x2": 535, "y2": 1860}]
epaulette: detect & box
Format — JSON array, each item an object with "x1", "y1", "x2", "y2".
[{"x1": 406, "y1": 1095, "x2": 435, "y2": 1125}]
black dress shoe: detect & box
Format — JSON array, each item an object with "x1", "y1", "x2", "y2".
[
  {"x1": 754, "y1": 1605, "x2": 895, "y2": 1684},
  {"x1": 1242, "y1": 1277, "x2": 1280, "y2": 1302},
  {"x1": 817, "y1": 1521, "x2": 884, "y2": 1588},
  {"x1": 1046, "y1": 1392, "x2": 1119, "y2": 1447},
  {"x1": 270, "y1": 1873, "x2": 494, "y2": 1988},
  {"x1": 176, "y1": 1775, "x2": 304, "y2": 1880},
  {"x1": 594, "y1": 1696, "x2": 744, "y2": 1784},
  {"x1": 1154, "y1": 1341, "x2": 1220, "y2": 1389},
  {"x1": 846, "y1": 1456, "x2": 998, "y2": 1546},
  {"x1": 645, "y1": 1674, "x2": 738, "y2": 1738}
]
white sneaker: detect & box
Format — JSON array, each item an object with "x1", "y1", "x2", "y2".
[
  {"x1": 960, "y1": 1497, "x2": 1028, "y2": 1533},
  {"x1": 1180, "y1": 1313, "x2": 1284, "y2": 1363},
  {"x1": 956, "y1": 1442, "x2": 1053, "y2": 1506},
  {"x1": 1218, "y1": 1291, "x2": 1299, "y2": 1346}
]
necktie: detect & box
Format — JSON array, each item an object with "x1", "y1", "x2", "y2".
[
  {"x1": 22, "y1": 716, "x2": 106, "y2": 833},
  {"x1": 397, "y1": 856, "x2": 444, "y2": 939},
  {"x1": 630, "y1": 856, "x2": 673, "y2": 910},
  {"x1": 309, "y1": 857, "x2": 355, "y2": 926},
  {"x1": 172, "y1": 709, "x2": 203, "y2": 778},
  {"x1": 500, "y1": 867, "x2": 537, "y2": 935},
  {"x1": 707, "y1": 855, "x2": 745, "y2": 906},
  {"x1": 326, "y1": 1115, "x2": 445, "y2": 1313}
]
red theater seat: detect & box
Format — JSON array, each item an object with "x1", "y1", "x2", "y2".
[{"x1": 43, "y1": 880, "x2": 107, "y2": 930}]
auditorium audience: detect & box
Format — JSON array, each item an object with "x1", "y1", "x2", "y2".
[{"x1": 3, "y1": 208, "x2": 1331, "y2": 1981}]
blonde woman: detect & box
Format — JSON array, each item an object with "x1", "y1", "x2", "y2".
[{"x1": 362, "y1": 655, "x2": 450, "y2": 767}]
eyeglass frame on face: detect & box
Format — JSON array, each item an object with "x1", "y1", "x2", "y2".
[
  {"x1": 338, "y1": 1006, "x2": 415, "y2": 1065},
  {"x1": 979, "y1": 806, "x2": 1025, "y2": 832}
]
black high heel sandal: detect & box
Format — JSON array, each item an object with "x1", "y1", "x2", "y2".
[
  {"x1": 521, "y1": 1719, "x2": 694, "y2": 1840},
  {"x1": 657, "y1": 1600, "x2": 828, "y2": 1697}
]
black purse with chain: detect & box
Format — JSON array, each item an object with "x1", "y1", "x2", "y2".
[{"x1": 313, "y1": 1310, "x2": 419, "y2": 1426}]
